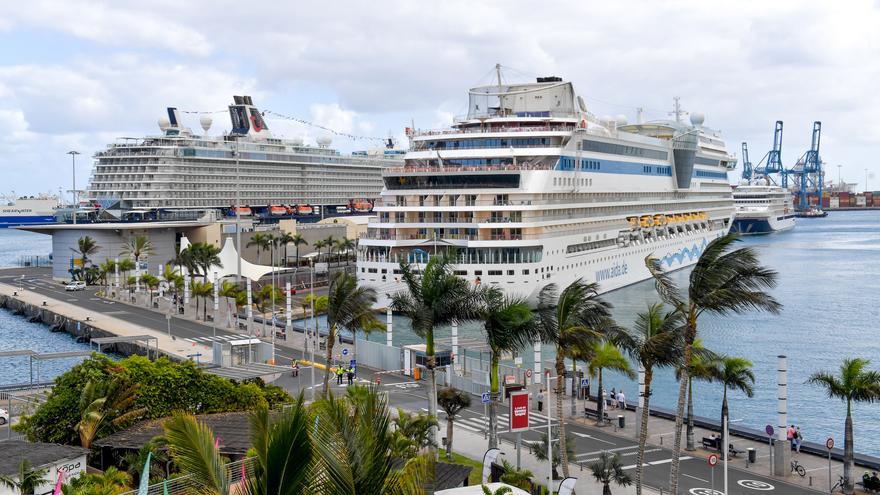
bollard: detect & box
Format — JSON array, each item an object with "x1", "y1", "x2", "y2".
[
  {"x1": 618, "y1": 415, "x2": 625, "y2": 429},
  {"x1": 42, "y1": 301, "x2": 47, "y2": 306},
  {"x1": 809, "y1": 476, "x2": 812, "y2": 486}
]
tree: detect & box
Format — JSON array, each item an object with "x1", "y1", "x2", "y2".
[
  {"x1": 499, "y1": 459, "x2": 534, "y2": 491},
  {"x1": 121, "y1": 439, "x2": 166, "y2": 483},
  {"x1": 645, "y1": 233, "x2": 781, "y2": 495},
  {"x1": 98, "y1": 259, "x2": 116, "y2": 293},
  {"x1": 681, "y1": 339, "x2": 720, "y2": 451},
  {"x1": 712, "y1": 356, "x2": 755, "y2": 446},
  {"x1": 589, "y1": 451, "x2": 632, "y2": 495},
  {"x1": 536, "y1": 279, "x2": 615, "y2": 477},
  {"x1": 323, "y1": 235, "x2": 336, "y2": 265},
  {"x1": 71, "y1": 236, "x2": 101, "y2": 283},
  {"x1": 531, "y1": 430, "x2": 575, "y2": 481},
  {"x1": 118, "y1": 259, "x2": 135, "y2": 291},
  {"x1": 277, "y1": 232, "x2": 294, "y2": 267},
  {"x1": 587, "y1": 342, "x2": 635, "y2": 426},
  {"x1": 76, "y1": 377, "x2": 146, "y2": 449},
  {"x1": 391, "y1": 407, "x2": 438, "y2": 458},
  {"x1": 335, "y1": 237, "x2": 356, "y2": 267},
  {"x1": 0, "y1": 460, "x2": 49, "y2": 495},
  {"x1": 620, "y1": 304, "x2": 683, "y2": 495},
  {"x1": 312, "y1": 239, "x2": 327, "y2": 263},
  {"x1": 481, "y1": 485, "x2": 513, "y2": 495},
  {"x1": 253, "y1": 284, "x2": 283, "y2": 336},
  {"x1": 247, "y1": 233, "x2": 269, "y2": 265},
  {"x1": 390, "y1": 256, "x2": 483, "y2": 455},
  {"x1": 63, "y1": 466, "x2": 132, "y2": 495},
  {"x1": 322, "y1": 271, "x2": 380, "y2": 393},
  {"x1": 218, "y1": 280, "x2": 241, "y2": 328},
  {"x1": 121, "y1": 235, "x2": 154, "y2": 290},
  {"x1": 808, "y1": 358, "x2": 880, "y2": 494},
  {"x1": 437, "y1": 387, "x2": 471, "y2": 459},
  {"x1": 185, "y1": 242, "x2": 222, "y2": 280},
  {"x1": 139, "y1": 274, "x2": 161, "y2": 307},
  {"x1": 478, "y1": 287, "x2": 538, "y2": 449},
  {"x1": 290, "y1": 233, "x2": 307, "y2": 269},
  {"x1": 191, "y1": 281, "x2": 214, "y2": 321}
]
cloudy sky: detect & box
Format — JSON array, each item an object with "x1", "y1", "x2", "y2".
[{"x1": 2, "y1": 0, "x2": 879, "y2": 199}]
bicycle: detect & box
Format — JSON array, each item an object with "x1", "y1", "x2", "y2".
[
  {"x1": 831, "y1": 475, "x2": 846, "y2": 493},
  {"x1": 790, "y1": 459, "x2": 806, "y2": 477}
]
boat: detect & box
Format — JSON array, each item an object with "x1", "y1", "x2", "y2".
[
  {"x1": 86, "y1": 96, "x2": 403, "y2": 216},
  {"x1": 356, "y1": 71, "x2": 736, "y2": 306},
  {"x1": 795, "y1": 207, "x2": 828, "y2": 218},
  {"x1": 730, "y1": 180, "x2": 796, "y2": 234},
  {"x1": 352, "y1": 200, "x2": 373, "y2": 213},
  {"x1": 229, "y1": 206, "x2": 252, "y2": 217},
  {"x1": 295, "y1": 205, "x2": 313, "y2": 215},
  {"x1": 268, "y1": 205, "x2": 287, "y2": 216},
  {"x1": 0, "y1": 195, "x2": 59, "y2": 228}
]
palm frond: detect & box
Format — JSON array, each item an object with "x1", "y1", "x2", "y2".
[{"x1": 162, "y1": 413, "x2": 230, "y2": 495}]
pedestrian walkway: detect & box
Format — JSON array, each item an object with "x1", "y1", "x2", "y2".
[{"x1": 431, "y1": 408, "x2": 557, "y2": 435}]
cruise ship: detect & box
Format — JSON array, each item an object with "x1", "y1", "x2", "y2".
[
  {"x1": 86, "y1": 96, "x2": 404, "y2": 216},
  {"x1": 0, "y1": 195, "x2": 59, "y2": 228},
  {"x1": 357, "y1": 73, "x2": 736, "y2": 306},
  {"x1": 731, "y1": 180, "x2": 795, "y2": 234}
]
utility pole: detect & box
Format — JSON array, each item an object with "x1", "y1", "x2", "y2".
[
  {"x1": 67, "y1": 151, "x2": 80, "y2": 224},
  {"x1": 838, "y1": 165, "x2": 842, "y2": 191},
  {"x1": 234, "y1": 140, "x2": 242, "y2": 282}
]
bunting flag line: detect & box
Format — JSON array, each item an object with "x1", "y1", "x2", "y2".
[
  {"x1": 52, "y1": 470, "x2": 64, "y2": 495},
  {"x1": 137, "y1": 452, "x2": 152, "y2": 495},
  {"x1": 263, "y1": 110, "x2": 386, "y2": 142}
]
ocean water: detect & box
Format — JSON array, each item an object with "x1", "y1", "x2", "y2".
[{"x1": 0, "y1": 229, "x2": 51, "y2": 268}]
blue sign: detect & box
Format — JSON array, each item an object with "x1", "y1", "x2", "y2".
[
  {"x1": 481, "y1": 392, "x2": 490, "y2": 404},
  {"x1": 342, "y1": 348, "x2": 349, "y2": 356},
  {"x1": 580, "y1": 378, "x2": 590, "y2": 388}
]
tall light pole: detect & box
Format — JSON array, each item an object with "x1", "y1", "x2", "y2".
[
  {"x1": 234, "y1": 141, "x2": 242, "y2": 282},
  {"x1": 67, "y1": 151, "x2": 81, "y2": 224},
  {"x1": 865, "y1": 168, "x2": 869, "y2": 193},
  {"x1": 838, "y1": 165, "x2": 842, "y2": 191}
]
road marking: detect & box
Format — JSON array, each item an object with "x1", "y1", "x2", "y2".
[
  {"x1": 570, "y1": 431, "x2": 615, "y2": 445},
  {"x1": 737, "y1": 480, "x2": 774, "y2": 491},
  {"x1": 683, "y1": 474, "x2": 710, "y2": 483},
  {"x1": 620, "y1": 456, "x2": 693, "y2": 470},
  {"x1": 575, "y1": 445, "x2": 639, "y2": 457},
  {"x1": 804, "y1": 466, "x2": 824, "y2": 473},
  {"x1": 689, "y1": 488, "x2": 722, "y2": 495}
]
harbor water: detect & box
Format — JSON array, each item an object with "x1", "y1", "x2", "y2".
[{"x1": 3, "y1": 213, "x2": 880, "y2": 454}]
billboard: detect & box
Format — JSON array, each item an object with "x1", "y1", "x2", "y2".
[{"x1": 509, "y1": 391, "x2": 530, "y2": 433}]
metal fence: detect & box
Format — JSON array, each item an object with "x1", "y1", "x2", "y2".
[
  {"x1": 0, "y1": 387, "x2": 50, "y2": 442},
  {"x1": 355, "y1": 338, "x2": 401, "y2": 372},
  {"x1": 119, "y1": 457, "x2": 256, "y2": 495}
]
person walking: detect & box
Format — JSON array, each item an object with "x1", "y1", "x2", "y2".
[
  {"x1": 347, "y1": 366, "x2": 354, "y2": 386},
  {"x1": 617, "y1": 389, "x2": 626, "y2": 410},
  {"x1": 336, "y1": 365, "x2": 344, "y2": 385},
  {"x1": 537, "y1": 389, "x2": 544, "y2": 412},
  {"x1": 787, "y1": 424, "x2": 795, "y2": 450},
  {"x1": 291, "y1": 360, "x2": 299, "y2": 377},
  {"x1": 609, "y1": 387, "x2": 617, "y2": 409},
  {"x1": 795, "y1": 426, "x2": 802, "y2": 453}
]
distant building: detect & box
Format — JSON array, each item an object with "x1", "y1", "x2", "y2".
[{"x1": 0, "y1": 441, "x2": 88, "y2": 495}]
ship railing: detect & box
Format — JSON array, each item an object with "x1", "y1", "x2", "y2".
[
  {"x1": 384, "y1": 163, "x2": 553, "y2": 174},
  {"x1": 452, "y1": 110, "x2": 576, "y2": 122},
  {"x1": 413, "y1": 124, "x2": 574, "y2": 137}
]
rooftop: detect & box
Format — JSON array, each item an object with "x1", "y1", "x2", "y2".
[
  {"x1": 0, "y1": 441, "x2": 88, "y2": 476},
  {"x1": 94, "y1": 411, "x2": 254, "y2": 455}
]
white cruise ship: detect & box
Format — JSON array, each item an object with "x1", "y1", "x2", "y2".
[
  {"x1": 86, "y1": 96, "x2": 404, "y2": 216},
  {"x1": 357, "y1": 73, "x2": 736, "y2": 306},
  {"x1": 731, "y1": 181, "x2": 795, "y2": 234}
]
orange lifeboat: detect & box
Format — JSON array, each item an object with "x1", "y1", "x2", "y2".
[
  {"x1": 353, "y1": 200, "x2": 373, "y2": 213},
  {"x1": 269, "y1": 205, "x2": 287, "y2": 216},
  {"x1": 296, "y1": 204, "x2": 313, "y2": 215}
]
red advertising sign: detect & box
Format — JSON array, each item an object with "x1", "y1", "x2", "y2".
[{"x1": 509, "y1": 391, "x2": 530, "y2": 433}]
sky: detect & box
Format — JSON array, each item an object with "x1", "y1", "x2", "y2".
[{"x1": 1, "y1": 0, "x2": 879, "y2": 201}]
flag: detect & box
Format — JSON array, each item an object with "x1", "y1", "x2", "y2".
[
  {"x1": 215, "y1": 436, "x2": 220, "y2": 449},
  {"x1": 52, "y1": 470, "x2": 64, "y2": 495},
  {"x1": 137, "y1": 452, "x2": 152, "y2": 495},
  {"x1": 240, "y1": 462, "x2": 247, "y2": 489},
  {"x1": 162, "y1": 479, "x2": 169, "y2": 495}
]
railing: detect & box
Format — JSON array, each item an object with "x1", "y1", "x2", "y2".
[
  {"x1": 119, "y1": 458, "x2": 256, "y2": 495},
  {"x1": 384, "y1": 163, "x2": 553, "y2": 174},
  {"x1": 414, "y1": 125, "x2": 575, "y2": 137}
]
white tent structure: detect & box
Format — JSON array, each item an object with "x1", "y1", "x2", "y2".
[{"x1": 179, "y1": 236, "x2": 274, "y2": 282}]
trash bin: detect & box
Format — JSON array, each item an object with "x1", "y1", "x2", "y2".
[
  {"x1": 618, "y1": 415, "x2": 625, "y2": 428},
  {"x1": 747, "y1": 447, "x2": 756, "y2": 464},
  {"x1": 413, "y1": 367, "x2": 421, "y2": 381}
]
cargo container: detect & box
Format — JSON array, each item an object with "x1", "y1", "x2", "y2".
[
  {"x1": 830, "y1": 197, "x2": 840, "y2": 208},
  {"x1": 856, "y1": 195, "x2": 867, "y2": 207},
  {"x1": 822, "y1": 197, "x2": 830, "y2": 208},
  {"x1": 874, "y1": 196, "x2": 880, "y2": 207}
]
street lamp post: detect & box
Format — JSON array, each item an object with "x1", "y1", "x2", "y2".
[
  {"x1": 838, "y1": 165, "x2": 842, "y2": 191},
  {"x1": 67, "y1": 151, "x2": 80, "y2": 224},
  {"x1": 310, "y1": 258, "x2": 316, "y2": 401},
  {"x1": 234, "y1": 141, "x2": 242, "y2": 282}
]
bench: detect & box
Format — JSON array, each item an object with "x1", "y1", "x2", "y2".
[
  {"x1": 584, "y1": 407, "x2": 612, "y2": 425},
  {"x1": 701, "y1": 437, "x2": 744, "y2": 457}
]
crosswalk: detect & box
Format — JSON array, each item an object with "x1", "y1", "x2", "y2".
[
  {"x1": 429, "y1": 408, "x2": 557, "y2": 434},
  {"x1": 184, "y1": 333, "x2": 250, "y2": 345}
]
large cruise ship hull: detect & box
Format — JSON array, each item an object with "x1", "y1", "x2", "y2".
[
  {"x1": 360, "y1": 223, "x2": 730, "y2": 308},
  {"x1": 731, "y1": 214, "x2": 795, "y2": 235},
  {"x1": 0, "y1": 215, "x2": 57, "y2": 228}
]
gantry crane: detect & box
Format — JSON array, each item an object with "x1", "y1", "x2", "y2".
[{"x1": 754, "y1": 121, "x2": 784, "y2": 185}]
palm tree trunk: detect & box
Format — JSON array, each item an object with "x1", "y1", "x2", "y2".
[
  {"x1": 555, "y1": 350, "x2": 570, "y2": 478},
  {"x1": 571, "y1": 359, "x2": 578, "y2": 418},
  {"x1": 845, "y1": 401, "x2": 854, "y2": 494},
  {"x1": 603, "y1": 482, "x2": 612, "y2": 495},
  {"x1": 426, "y1": 330, "x2": 440, "y2": 458},
  {"x1": 669, "y1": 317, "x2": 697, "y2": 495},
  {"x1": 636, "y1": 367, "x2": 653, "y2": 495},
  {"x1": 322, "y1": 323, "x2": 336, "y2": 394},
  {"x1": 489, "y1": 352, "x2": 500, "y2": 449},
  {"x1": 686, "y1": 378, "x2": 695, "y2": 451},
  {"x1": 446, "y1": 417, "x2": 454, "y2": 460}
]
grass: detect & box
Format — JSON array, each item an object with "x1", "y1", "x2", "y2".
[{"x1": 445, "y1": 451, "x2": 484, "y2": 486}]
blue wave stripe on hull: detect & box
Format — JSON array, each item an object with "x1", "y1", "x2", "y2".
[
  {"x1": 731, "y1": 219, "x2": 773, "y2": 235},
  {"x1": 659, "y1": 238, "x2": 709, "y2": 267}
]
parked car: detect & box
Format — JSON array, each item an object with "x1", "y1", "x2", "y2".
[
  {"x1": 64, "y1": 281, "x2": 86, "y2": 291},
  {"x1": 0, "y1": 408, "x2": 9, "y2": 425}
]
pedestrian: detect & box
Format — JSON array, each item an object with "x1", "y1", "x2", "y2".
[
  {"x1": 537, "y1": 389, "x2": 544, "y2": 412},
  {"x1": 787, "y1": 424, "x2": 795, "y2": 450},
  {"x1": 291, "y1": 360, "x2": 299, "y2": 377},
  {"x1": 336, "y1": 366, "x2": 344, "y2": 385},
  {"x1": 795, "y1": 426, "x2": 802, "y2": 453},
  {"x1": 347, "y1": 367, "x2": 354, "y2": 386},
  {"x1": 617, "y1": 389, "x2": 626, "y2": 410},
  {"x1": 609, "y1": 388, "x2": 617, "y2": 409}
]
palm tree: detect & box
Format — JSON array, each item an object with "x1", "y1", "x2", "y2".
[
  {"x1": 681, "y1": 339, "x2": 720, "y2": 451},
  {"x1": 247, "y1": 232, "x2": 269, "y2": 265},
  {"x1": 98, "y1": 259, "x2": 116, "y2": 294},
  {"x1": 290, "y1": 233, "x2": 307, "y2": 269},
  {"x1": 121, "y1": 439, "x2": 166, "y2": 482},
  {"x1": 809, "y1": 358, "x2": 880, "y2": 494},
  {"x1": 322, "y1": 271, "x2": 380, "y2": 393},
  {"x1": 121, "y1": 235, "x2": 154, "y2": 291},
  {"x1": 312, "y1": 239, "x2": 327, "y2": 263},
  {"x1": 191, "y1": 281, "x2": 214, "y2": 321},
  {"x1": 621, "y1": 303, "x2": 683, "y2": 495},
  {"x1": 186, "y1": 242, "x2": 222, "y2": 280},
  {"x1": 323, "y1": 235, "x2": 336, "y2": 265},
  {"x1": 117, "y1": 258, "x2": 135, "y2": 291},
  {"x1": 66, "y1": 466, "x2": 132, "y2": 495},
  {"x1": 532, "y1": 430, "x2": 575, "y2": 481},
  {"x1": 71, "y1": 236, "x2": 101, "y2": 283},
  {"x1": 498, "y1": 459, "x2": 534, "y2": 491},
  {"x1": 218, "y1": 280, "x2": 241, "y2": 328},
  {"x1": 589, "y1": 451, "x2": 633, "y2": 495},
  {"x1": 254, "y1": 284, "x2": 283, "y2": 336},
  {"x1": 587, "y1": 341, "x2": 635, "y2": 427},
  {"x1": 277, "y1": 232, "x2": 294, "y2": 267},
  {"x1": 645, "y1": 233, "x2": 781, "y2": 495},
  {"x1": 140, "y1": 274, "x2": 161, "y2": 307},
  {"x1": 390, "y1": 255, "x2": 483, "y2": 454},
  {"x1": 478, "y1": 287, "x2": 538, "y2": 449},
  {"x1": 0, "y1": 460, "x2": 49, "y2": 495},
  {"x1": 712, "y1": 356, "x2": 755, "y2": 447},
  {"x1": 437, "y1": 387, "x2": 471, "y2": 460},
  {"x1": 536, "y1": 279, "x2": 615, "y2": 477},
  {"x1": 481, "y1": 485, "x2": 513, "y2": 495},
  {"x1": 335, "y1": 237, "x2": 356, "y2": 267},
  {"x1": 76, "y1": 377, "x2": 146, "y2": 449},
  {"x1": 391, "y1": 407, "x2": 438, "y2": 458},
  {"x1": 163, "y1": 264, "x2": 184, "y2": 312}
]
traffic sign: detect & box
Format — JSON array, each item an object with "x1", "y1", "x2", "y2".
[
  {"x1": 481, "y1": 392, "x2": 490, "y2": 404},
  {"x1": 765, "y1": 424, "x2": 774, "y2": 437},
  {"x1": 514, "y1": 356, "x2": 523, "y2": 365},
  {"x1": 509, "y1": 391, "x2": 530, "y2": 433},
  {"x1": 580, "y1": 378, "x2": 590, "y2": 388},
  {"x1": 826, "y1": 437, "x2": 834, "y2": 450},
  {"x1": 708, "y1": 454, "x2": 718, "y2": 467},
  {"x1": 342, "y1": 348, "x2": 349, "y2": 356},
  {"x1": 525, "y1": 369, "x2": 533, "y2": 378}
]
